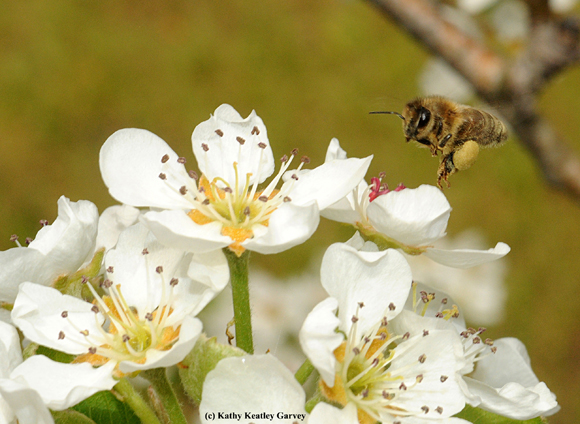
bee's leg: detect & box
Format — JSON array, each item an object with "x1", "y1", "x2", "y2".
[
  {"x1": 436, "y1": 155, "x2": 454, "y2": 189},
  {"x1": 436, "y1": 141, "x2": 480, "y2": 188},
  {"x1": 429, "y1": 144, "x2": 439, "y2": 157},
  {"x1": 439, "y1": 133, "x2": 452, "y2": 148}
]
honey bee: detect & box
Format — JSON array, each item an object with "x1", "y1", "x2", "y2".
[{"x1": 371, "y1": 96, "x2": 508, "y2": 188}]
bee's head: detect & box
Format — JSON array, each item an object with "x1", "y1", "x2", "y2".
[{"x1": 402, "y1": 99, "x2": 434, "y2": 147}]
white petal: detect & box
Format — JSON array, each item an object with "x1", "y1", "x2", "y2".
[
  {"x1": 200, "y1": 354, "x2": 306, "y2": 424},
  {"x1": 320, "y1": 181, "x2": 368, "y2": 225},
  {"x1": 30, "y1": 197, "x2": 98, "y2": 258},
  {"x1": 11, "y1": 283, "x2": 103, "y2": 355},
  {"x1": 10, "y1": 356, "x2": 117, "y2": 410},
  {"x1": 187, "y1": 250, "x2": 229, "y2": 294},
  {"x1": 299, "y1": 297, "x2": 342, "y2": 386},
  {"x1": 242, "y1": 202, "x2": 320, "y2": 254},
  {"x1": 386, "y1": 330, "x2": 466, "y2": 420},
  {"x1": 425, "y1": 242, "x2": 510, "y2": 268},
  {"x1": 191, "y1": 105, "x2": 274, "y2": 187},
  {"x1": 169, "y1": 251, "x2": 229, "y2": 317},
  {"x1": 0, "y1": 322, "x2": 22, "y2": 378},
  {"x1": 0, "y1": 197, "x2": 98, "y2": 303},
  {"x1": 95, "y1": 204, "x2": 141, "y2": 251},
  {"x1": 0, "y1": 249, "x2": 45, "y2": 304},
  {"x1": 285, "y1": 156, "x2": 372, "y2": 210},
  {"x1": 0, "y1": 378, "x2": 54, "y2": 424},
  {"x1": 118, "y1": 316, "x2": 202, "y2": 373},
  {"x1": 309, "y1": 402, "x2": 358, "y2": 424},
  {"x1": 100, "y1": 128, "x2": 193, "y2": 209},
  {"x1": 320, "y1": 138, "x2": 369, "y2": 224},
  {"x1": 104, "y1": 222, "x2": 191, "y2": 312},
  {"x1": 321, "y1": 242, "x2": 412, "y2": 335},
  {"x1": 465, "y1": 337, "x2": 559, "y2": 419},
  {"x1": 324, "y1": 138, "x2": 349, "y2": 161},
  {"x1": 367, "y1": 185, "x2": 451, "y2": 246},
  {"x1": 143, "y1": 209, "x2": 231, "y2": 253}
]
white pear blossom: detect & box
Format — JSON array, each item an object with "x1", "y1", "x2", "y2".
[
  {"x1": 11, "y1": 223, "x2": 227, "y2": 378},
  {"x1": 401, "y1": 283, "x2": 559, "y2": 420},
  {"x1": 299, "y1": 241, "x2": 469, "y2": 424},
  {"x1": 100, "y1": 105, "x2": 371, "y2": 256},
  {"x1": 0, "y1": 197, "x2": 144, "y2": 324},
  {"x1": 199, "y1": 353, "x2": 357, "y2": 424},
  {"x1": 321, "y1": 139, "x2": 510, "y2": 269},
  {"x1": 0, "y1": 320, "x2": 116, "y2": 422},
  {"x1": 0, "y1": 320, "x2": 54, "y2": 424},
  {"x1": 0, "y1": 197, "x2": 98, "y2": 311}
]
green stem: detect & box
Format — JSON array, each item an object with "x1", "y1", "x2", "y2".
[
  {"x1": 294, "y1": 358, "x2": 315, "y2": 385},
  {"x1": 113, "y1": 378, "x2": 161, "y2": 424},
  {"x1": 224, "y1": 248, "x2": 254, "y2": 354},
  {"x1": 141, "y1": 368, "x2": 188, "y2": 424}
]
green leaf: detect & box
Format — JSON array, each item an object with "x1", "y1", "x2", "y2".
[
  {"x1": 178, "y1": 333, "x2": 246, "y2": 405},
  {"x1": 455, "y1": 405, "x2": 548, "y2": 424},
  {"x1": 71, "y1": 390, "x2": 140, "y2": 424},
  {"x1": 52, "y1": 409, "x2": 97, "y2": 424}
]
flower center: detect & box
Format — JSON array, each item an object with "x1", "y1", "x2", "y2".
[
  {"x1": 321, "y1": 303, "x2": 449, "y2": 424},
  {"x1": 58, "y1": 266, "x2": 181, "y2": 373},
  {"x1": 158, "y1": 140, "x2": 307, "y2": 256},
  {"x1": 409, "y1": 283, "x2": 496, "y2": 371}
]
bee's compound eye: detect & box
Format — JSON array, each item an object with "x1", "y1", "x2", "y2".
[{"x1": 417, "y1": 107, "x2": 431, "y2": 129}]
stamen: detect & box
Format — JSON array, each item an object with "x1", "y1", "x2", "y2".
[{"x1": 161, "y1": 154, "x2": 170, "y2": 163}]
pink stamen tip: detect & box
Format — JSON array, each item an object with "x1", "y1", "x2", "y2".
[{"x1": 369, "y1": 177, "x2": 391, "y2": 202}]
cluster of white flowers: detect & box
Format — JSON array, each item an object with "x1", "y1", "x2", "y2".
[{"x1": 0, "y1": 105, "x2": 558, "y2": 424}]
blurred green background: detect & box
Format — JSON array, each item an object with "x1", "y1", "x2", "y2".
[{"x1": 1, "y1": 1, "x2": 579, "y2": 422}]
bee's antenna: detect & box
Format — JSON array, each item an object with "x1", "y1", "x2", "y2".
[{"x1": 369, "y1": 111, "x2": 405, "y2": 121}]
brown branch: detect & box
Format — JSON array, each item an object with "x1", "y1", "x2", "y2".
[{"x1": 365, "y1": 0, "x2": 580, "y2": 200}]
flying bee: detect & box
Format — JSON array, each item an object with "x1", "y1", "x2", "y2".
[{"x1": 371, "y1": 96, "x2": 508, "y2": 188}]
